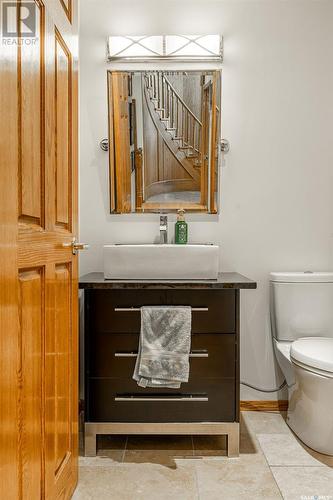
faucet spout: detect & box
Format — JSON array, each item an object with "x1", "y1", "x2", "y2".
[{"x1": 159, "y1": 215, "x2": 168, "y2": 244}]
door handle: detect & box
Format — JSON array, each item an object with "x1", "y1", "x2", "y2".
[{"x1": 62, "y1": 238, "x2": 90, "y2": 255}]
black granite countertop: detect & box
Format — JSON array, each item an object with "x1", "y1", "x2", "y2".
[{"x1": 79, "y1": 272, "x2": 257, "y2": 290}]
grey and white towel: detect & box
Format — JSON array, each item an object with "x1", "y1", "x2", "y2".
[{"x1": 133, "y1": 306, "x2": 192, "y2": 389}]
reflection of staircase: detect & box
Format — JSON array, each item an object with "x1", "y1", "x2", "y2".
[{"x1": 143, "y1": 72, "x2": 203, "y2": 178}]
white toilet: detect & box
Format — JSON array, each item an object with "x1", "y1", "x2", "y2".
[{"x1": 270, "y1": 272, "x2": 333, "y2": 455}]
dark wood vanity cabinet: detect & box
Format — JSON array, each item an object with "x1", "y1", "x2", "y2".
[{"x1": 80, "y1": 273, "x2": 256, "y2": 456}]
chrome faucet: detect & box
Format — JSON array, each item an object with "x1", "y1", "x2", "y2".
[{"x1": 159, "y1": 215, "x2": 168, "y2": 244}]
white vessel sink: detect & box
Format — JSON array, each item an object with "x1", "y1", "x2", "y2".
[{"x1": 104, "y1": 244, "x2": 219, "y2": 280}]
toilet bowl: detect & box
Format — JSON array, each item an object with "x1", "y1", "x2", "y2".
[
  {"x1": 270, "y1": 272, "x2": 333, "y2": 456},
  {"x1": 275, "y1": 337, "x2": 333, "y2": 455}
]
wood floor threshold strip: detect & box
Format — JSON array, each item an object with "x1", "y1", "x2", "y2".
[{"x1": 240, "y1": 400, "x2": 288, "y2": 412}]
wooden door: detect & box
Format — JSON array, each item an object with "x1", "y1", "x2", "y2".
[
  {"x1": 0, "y1": 1, "x2": 79, "y2": 498},
  {"x1": 201, "y1": 73, "x2": 219, "y2": 213},
  {"x1": 201, "y1": 84, "x2": 210, "y2": 207},
  {"x1": 108, "y1": 71, "x2": 132, "y2": 213},
  {"x1": 209, "y1": 71, "x2": 220, "y2": 214}
]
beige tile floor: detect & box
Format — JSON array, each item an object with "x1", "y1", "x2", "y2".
[{"x1": 73, "y1": 412, "x2": 333, "y2": 500}]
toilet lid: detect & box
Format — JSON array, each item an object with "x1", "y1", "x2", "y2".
[{"x1": 291, "y1": 337, "x2": 333, "y2": 374}]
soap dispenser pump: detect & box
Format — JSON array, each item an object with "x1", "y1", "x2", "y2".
[{"x1": 175, "y1": 209, "x2": 188, "y2": 244}]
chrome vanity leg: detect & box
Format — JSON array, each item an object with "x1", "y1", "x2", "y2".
[
  {"x1": 84, "y1": 423, "x2": 97, "y2": 457},
  {"x1": 227, "y1": 422, "x2": 240, "y2": 457},
  {"x1": 83, "y1": 421, "x2": 240, "y2": 458}
]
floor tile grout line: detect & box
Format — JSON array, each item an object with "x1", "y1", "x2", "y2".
[
  {"x1": 269, "y1": 465, "x2": 285, "y2": 500},
  {"x1": 193, "y1": 461, "x2": 201, "y2": 500},
  {"x1": 244, "y1": 413, "x2": 284, "y2": 499},
  {"x1": 122, "y1": 436, "x2": 128, "y2": 463},
  {"x1": 270, "y1": 464, "x2": 328, "y2": 468},
  {"x1": 251, "y1": 417, "x2": 330, "y2": 469},
  {"x1": 244, "y1": 411, "x2": 332, "y2": 496}
]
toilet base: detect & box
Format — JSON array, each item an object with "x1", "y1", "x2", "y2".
[{"x1": 287, "y1": 364, "x2": 333, "y2": 456}]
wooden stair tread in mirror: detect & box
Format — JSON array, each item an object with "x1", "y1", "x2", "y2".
[
  {"x1": 0, "y1": 0, "x2": 79, "y2": 498},
  {"x1": 108, "y1": 70, "x2": 221, "y2": 214}
]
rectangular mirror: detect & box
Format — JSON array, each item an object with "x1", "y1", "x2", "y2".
[{"x1": 107, "y1": 70, "x2": 221, "y2": 213}]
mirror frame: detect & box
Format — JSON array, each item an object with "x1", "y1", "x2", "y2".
[{"x1": 107, "y1": 69, "x2": 221, "y2": 214}]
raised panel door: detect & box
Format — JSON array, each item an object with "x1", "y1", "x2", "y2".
[{"x1": 0, "y1": 0, "x2": 79, "y2": 498}]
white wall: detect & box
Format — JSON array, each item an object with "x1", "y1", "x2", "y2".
[{"x1": 79, "y1": 0, "x2": 333, "y2": 400}]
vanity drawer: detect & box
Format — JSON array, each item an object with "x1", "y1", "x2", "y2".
[
  {"x1": 86, "y1": 332, "x2": 236, "y2": 379},
  {"x1": 166, "y1": 290, "x2": 236, "y2": 333},
  {"x1": 87, "y1": 290, "x2": 167, "y2": 334},
  {"x1": 87, "y1": 289, "x2": 236, "y2": 334},
  {"x1": 86, "y1": 378, "x2": 235, "y2": 423}
]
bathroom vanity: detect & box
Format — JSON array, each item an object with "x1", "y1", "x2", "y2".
[{"x1": 80, "y1": 272, "x2": 256, "y2": 457}]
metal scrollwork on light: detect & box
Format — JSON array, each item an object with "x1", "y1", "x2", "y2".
[{"x1": 107, "y1": 35, "x2": 223, "y2": 62}]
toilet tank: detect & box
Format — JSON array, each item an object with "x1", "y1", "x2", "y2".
[{"x1": 270, "y1": 272, "x2": 333, "y2": 341}]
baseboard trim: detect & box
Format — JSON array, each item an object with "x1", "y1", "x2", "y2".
[{"x1": 240, "y1": 400, "x2": 288, "y2": 412}]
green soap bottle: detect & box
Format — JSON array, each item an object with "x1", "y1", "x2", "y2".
[{"x1": 175, "y1": 209, "x2": 188, "y2": 244}]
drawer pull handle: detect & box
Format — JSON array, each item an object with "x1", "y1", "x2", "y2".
[
  {"x1": 114, "y1": 307, "x2": 208, "y2": 312},
  {"x1": 114, "y1": 350, "x2": 209, "y2": 358},
  {"x1": 114, "y1": 352, "x2": 138, "y2": 358},
  {"x1": 114, "y1": 395, "x2": 208, "y2": 402},
  {"x1": 190, "y1": 350, "x2": 209, "y2": 358}
]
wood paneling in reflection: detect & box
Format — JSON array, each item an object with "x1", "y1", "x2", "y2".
[
  {"x1": 209, "y1": 71, "x2": 219, "y2": 214},
  {"x1": 108, "y1": 72, "x2": 131, "y2": 213},
  {"x1": 55, "y1": 29, "x2": 72, "y2": 229},
  {"x1": 18, "y1": 268, "x2": 44, "y2": 500},
  {"x1": 18, "y1": 1, "x2": 45, "y2": 226},
  {"x1": 143, "y1": 89, "x2": 196, "y2": 202},
  {"x1": 201, "y1": 83, "x2": 210, "y2": 208}
]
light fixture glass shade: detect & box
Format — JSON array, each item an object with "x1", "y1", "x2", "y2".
[{"x1": 107, "y1": 35, "x2": 223, "y2": 61}]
